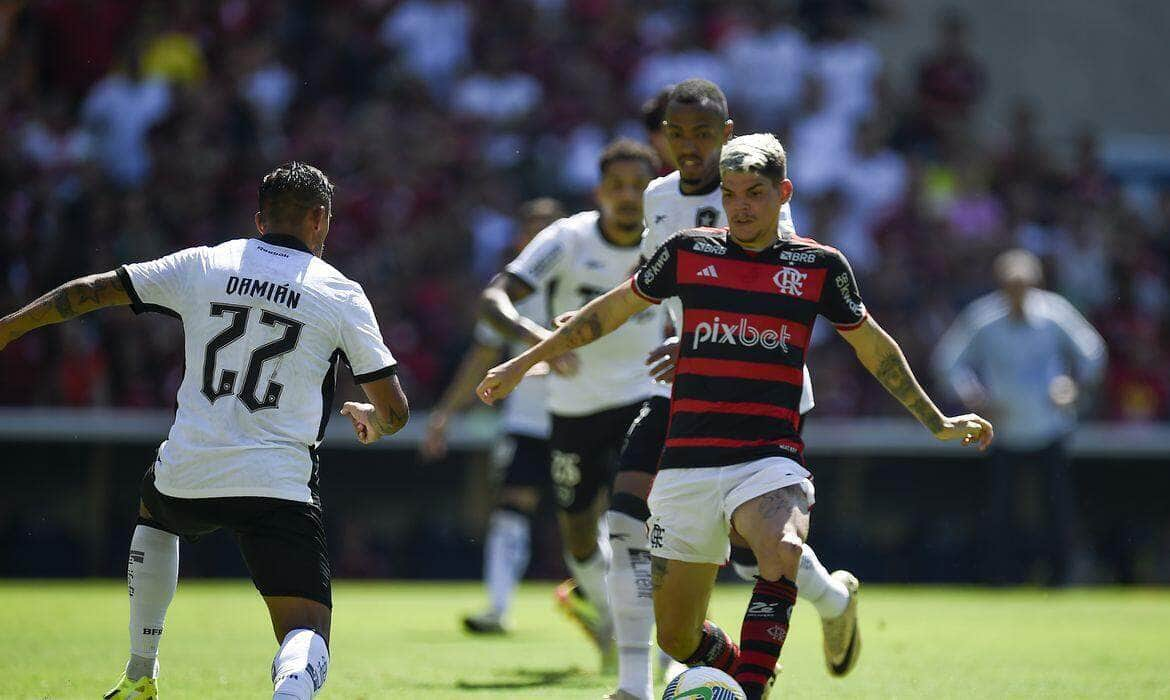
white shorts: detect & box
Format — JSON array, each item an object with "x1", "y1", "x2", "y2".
[{"x1": 647, "y1": 457, "x2": 814, "y2": 565}]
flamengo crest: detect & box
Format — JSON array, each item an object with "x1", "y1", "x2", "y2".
[{"x1": 773, "y1": 266, "x2": 807, "y2": 296}]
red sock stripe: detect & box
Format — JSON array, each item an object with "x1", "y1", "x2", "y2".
[
  {"x1": 754, "y1": 577, "x2": 798, "y2": 601},
  {"x1": 734, "y1": 577, "x2": 797, "y2": 698}
]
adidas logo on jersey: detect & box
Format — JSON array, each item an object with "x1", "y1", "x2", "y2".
[{"x1": 696, "y1": 265, "x2": 719, "y2": 278}]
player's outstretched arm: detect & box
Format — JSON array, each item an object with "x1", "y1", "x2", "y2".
[
  {"x1": 0, "y1": 271, "x2": 130, "y2": 351},
  {"x1": 421, "y1": 340, "x2": 501, "y2": 459},
  {"x1": 341, "y1": 374, "x2": 410, "y2": 444},
  {"x1": 838, "y1": 315, "x2": 994, "y2": 450},
  {"x1": 477, "y1": 282, "x2": 651, "y2": 404}
]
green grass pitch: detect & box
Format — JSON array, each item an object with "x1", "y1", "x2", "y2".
[{"x1": 2, "y1": 580, "x2": 1167, "y2": 698}]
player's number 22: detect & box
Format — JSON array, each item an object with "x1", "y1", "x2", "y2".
[{"x1": 201, "y1": 302, "x2": 303, "y2": 411}]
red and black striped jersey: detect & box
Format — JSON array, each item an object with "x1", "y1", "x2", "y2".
[{"x1": 631, "y1": 227, "x2": 867, "y2": 470}]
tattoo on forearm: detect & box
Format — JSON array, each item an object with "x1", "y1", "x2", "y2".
[
  {"x1": 565, "y1": 310, "x2": 603, "y2": 348},
  {"x1": 52, "y1": 289, "x2": 76, "y2": 320},
  {"x1": 372, "y1": 406, "x2": 408, "y2": 436},
  {"x1": 875, "y1": 351, "x2": 944, "y2": 432}
]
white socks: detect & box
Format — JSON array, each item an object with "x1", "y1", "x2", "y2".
[
  {"x1": 564, "y1": 527, "x2": 613, "y2": 622},
  {"x1": 126, "y1": 524, "x2": 179, "y2": 679},
  {"x1": 272, "y1": 628, "x2": 329, "y2": 699},
  {"x1": 483, "y1": 509, "x2": 532, "y2": 618},
  {"x1": 606, "y1": 510, "x2": 654, "y2": 699},
  {"x1": 795, "y1": 544, "x2": 850, "y2": 619}
]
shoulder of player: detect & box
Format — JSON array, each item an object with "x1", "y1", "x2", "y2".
[
  {"x1": 660, "y1": 226, "x2": 729, "y2": 250},
  {"x1": 777, "y1": 234, "x2": 851, "y2": 265},
  {"x1": 643, "y1": 171, "x2": 680, "y2": 201},
  {"x1": 534, "y1": 210, "x2": 595, "y2": 246}
]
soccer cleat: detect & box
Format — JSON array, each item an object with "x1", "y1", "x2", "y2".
[
  {"x1": 103, "y1": 674, "x2": 158, "y2": 699},
  {"x1": 462, "y1": 609, "x2": 509, "y2": 635},
  {"x1": 554, "y1": 579, "x2": 616, "y2": 674},
  {"x1": 603, "y1": 689, "x2": 644, "y2": 700},
  {"x1": 821, "y1": 570, "x2": 862, "y2": 677}
]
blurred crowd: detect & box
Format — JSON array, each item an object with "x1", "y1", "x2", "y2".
[{"x1": 1, "y1": 0, "x2": 1167, "y2": 422}]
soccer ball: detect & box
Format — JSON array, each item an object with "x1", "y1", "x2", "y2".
[{"x1": 662, "y1": 666, "x2": 746, "y2": 700}]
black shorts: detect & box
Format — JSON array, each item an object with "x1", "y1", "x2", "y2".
[
  {"x1": 550, "y1": 401, "x2": 645, "y2": 512},
  {"x1": 498, "y1": 433, "x2": 552, "y2": 489},
  {"x1": 140, "y1": 464, "x2": 332, "y2": 608},
  {"x1": 617, "y1": 396, "x2": 671, "y2": 475}
]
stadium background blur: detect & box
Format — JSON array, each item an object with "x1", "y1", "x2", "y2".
[{"x1": 1, "y1": 1, "x2": 1168, "y2": 585}]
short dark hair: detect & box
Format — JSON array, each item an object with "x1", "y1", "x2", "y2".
[
  {"x1": 642, "y1": 84, "x2": 675, "y2": 132},
  {"x1": 598, "y1": 138, "x2": 660, "y2": 177},
  {"x1": 667, "y1": 79, "x2": 729, "y2": 121},
  {"x1": 519, "y1": 197, "x2": 565, "y2": 221},
  {"x1": 258, "y1": 161, "x2": 335, "y2": 227}
]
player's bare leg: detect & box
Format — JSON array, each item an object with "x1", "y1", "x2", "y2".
[
  {"x1": 729, "y1": 527, "x2": 859, "y2": 677},
  {"x1": 652, "y1": 557, "x2": 737, "y2": 673},
  {"x1": 265, "y1": 596, "x2": 331, "y2": 699},
  {"x1": 729, "y1": 485, "x2": 810, "y2": 699}
]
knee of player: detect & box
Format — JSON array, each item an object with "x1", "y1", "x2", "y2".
[
  {"x1": 656, "y1": 624, "x2": 701, "y2": 661},
  {"x1": 756, "y1": 534, "x2": 804, "y2": 572}
]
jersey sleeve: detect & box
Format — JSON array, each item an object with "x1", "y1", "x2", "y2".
[
  {"x1": 504, "y1": 221, "x2": 569, "y2": 290},
  {"x1": 638, "y1": 226, "x2": 656, "y2": 262},
  {"x1": 338, "y1": 286, "x2": 398, "y2": 384},
  {"x1": 117, "y1": 246, "x2": 206, "y2": 318},
  {"x1": 819, "y1": 248, "x2": 868, "y2": 329},
  {"x1": 631, "y1": 236, "x2": 679, "y2": 303}
]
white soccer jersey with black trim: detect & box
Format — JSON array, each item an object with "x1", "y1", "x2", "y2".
[
  {"x1": 641, "y1": 171, "x2": 814, "y2": 413},
  {"x1": 118, "y1": 235, "x2": 397, "y2": 504},
  {"x1": 473, "y1": 290, "x2": 550, "y2": 439},
  {"x1": 505, "y1": 210, "x2": 665, "y2": 416}
]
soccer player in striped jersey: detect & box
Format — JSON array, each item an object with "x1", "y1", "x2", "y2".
[
  {"x1": 601, "y1": 79, "x2": 855, "y2": 700},
  {"x1": 478, "y1": 134, "x2": 993, "y2": 699}
]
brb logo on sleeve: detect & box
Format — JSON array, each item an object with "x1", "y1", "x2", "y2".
[{"x1": 692, "y1": 315, "x2": 791, "y2": 352}]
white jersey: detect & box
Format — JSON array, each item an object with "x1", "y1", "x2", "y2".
[
  {"x1": 473, "y1": 290, "x2": 550, "y2": 439},
  {"x1": 506, "y1": 210, "x2": 664, "y2": 416},
  {"x1": 641, "y1": 171, "x2": 814, "y2": 413},
  {"x1": 119, "y1": 235, "x2": 397, "y2": 504}
]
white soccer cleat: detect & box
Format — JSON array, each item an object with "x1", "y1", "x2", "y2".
[{"x1": 821, "y1": 570, "x2": 861, "y2": 676}]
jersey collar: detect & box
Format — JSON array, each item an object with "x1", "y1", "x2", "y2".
[
  {"x1": 259, "y1": 234, "x2": 313, "y2": 254},
  {"x1": 677, "y1": 175, "x2": 720, "y2": 197}
]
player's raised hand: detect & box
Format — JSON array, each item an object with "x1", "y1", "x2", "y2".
[
  {"x1": 419, "y1": 412, "x2": 449, "y2": 460},
  {"x1": 933, "y1": 413, "x2": 994, "y2": 451},
  {"x1": 477, "y1": 359, "x2": 527, "y2": 405},
  {"x1": 340, "y1": 401, "x2": 381, "y2": 444},
  {"x1": 646, "y1": 336, "x2": 680, "y2": 382}
]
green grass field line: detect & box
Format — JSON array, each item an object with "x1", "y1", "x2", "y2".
[{"x1": 1, "y1": 581, "x2": 1168, "y2": 699}]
